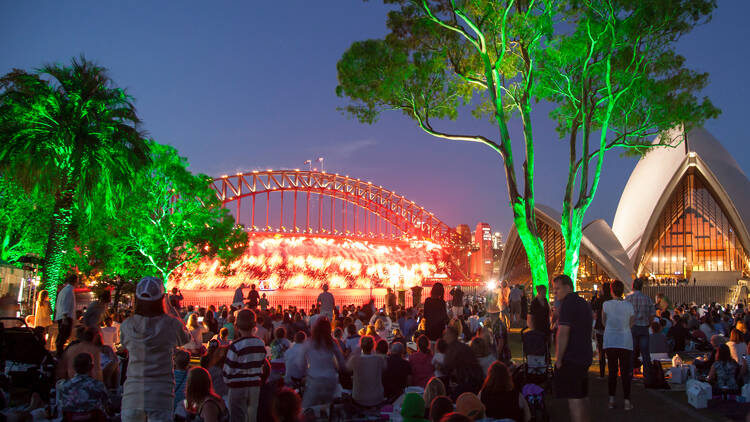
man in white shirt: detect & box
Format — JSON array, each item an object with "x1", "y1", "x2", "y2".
[
  {"x1": 54, "y1": 274, "x2": 78, "y2": 354},
  {"x1": 316, "y1": 284, "x2": 335, "y2": 321}
]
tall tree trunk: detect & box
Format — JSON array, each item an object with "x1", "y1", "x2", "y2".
[
  {"x1": 561, "y1": 209, "x2": 585, "y2": 289},
  {"x1": 42, "y1": 184, "x2": 75, "y2": 310},
  {"x1": 512, "y1": 200, "x2": 548, "y2": 293}
]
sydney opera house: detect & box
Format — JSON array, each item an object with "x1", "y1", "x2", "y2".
[{"x1": 498, "y1": 128, "x2": 750, "y2": 291}]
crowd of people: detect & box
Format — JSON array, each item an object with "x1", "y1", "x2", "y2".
[{"x1": 7, "y1": 271, "x2": 750, "y2": 422}]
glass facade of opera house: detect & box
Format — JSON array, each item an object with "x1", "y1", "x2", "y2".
[{"x1": 638, "y1": 169, "x2": 750, "y2": 279}]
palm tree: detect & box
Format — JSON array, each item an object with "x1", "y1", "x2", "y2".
[{"x1": 0, "y1": 56, "x2": 150, "y2": 307}]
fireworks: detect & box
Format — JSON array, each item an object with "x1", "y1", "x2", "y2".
[{"x1": 169, "y1": 233, "x2": 447, "y2": 290}]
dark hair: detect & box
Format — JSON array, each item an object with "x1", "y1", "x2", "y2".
[
  {"x1": 417, "y1": 335, "x2": 430, "y2": 354},
  {"x1": 553, "y1": 274, "x2": 574, "y2": 290},
  {"x1": 185, "y1": 367, "x2": 220, "y2": 412},
  {"x1": 346, "y1": 324, "x2": 357, "y2": 336},
  {"x1": 439, "y1": 412, "x2": 471, "y2": 422},
  {"x1": 219, "y1": 327, "x2": 229, "y2": 339},
  {"x1": 430, "y1": 396, "x2": 454, "y2": 422},
  {"x1": 360, "y1": 335, "x2": 375, "y2": 353},
  {"x1": 375, "y1": 339, "x2": 389, "y2": 354},
  {"x1": 717, "y1": 344, "x2": 732, "y2": 362},
  {"x1": 481, "y1": 361, "x2": 513, "y2": 396},
  {"x1": 436, "y1": 338, "x2": 447, "y2": 354},
  {"x1": 601, "y1": 282, "x2": 612, "y2": 299},
  {"x1": 64, "y1": 274, "x2": 78, "y2": 285},
  {"x1": 275, "y1": 327, "x2": 286, "y2": 340},
  {"x1": 73, "y1": 352, "x2": 93, "y2": 375},
  {"x1": 633, "y1": 277, "x2": 645, "y2": 291},
  {"x1": 650, "y1": 321, "x2": 661, "y2": 333},
  {"x1": 611, "y1": 280, "x2": 625, "y2": 298},
  {"x1": 311, "y1": 317, "x2": 334, "y2": 350},
  {"x1": 535, "y1": 284, "x2": 547, "y2": 296},
  {"x1": 236, "y1": 309, "x2": 256, "y2": 331},
  {"x1": 175, "y1": 349, "x2": 191, "y2": 370},
  {"x1": 98, "y1": 289, "x2": 111, "y2": 303},
  {"x1": 135, "y1": 296, "x2": 165, "y2": 317},
  {"x1": 272, "y1": 387, "x2": 302, "y2": 422},
  {"x1": 431, "y1": 282, "x2": 445, "y2": 300}
]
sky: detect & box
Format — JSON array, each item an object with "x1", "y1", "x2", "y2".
[{"x1": 2, "y1": 1, "x2": 749, "y2": 237}]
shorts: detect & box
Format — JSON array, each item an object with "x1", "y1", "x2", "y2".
[{"x1": 554, "y1": 363, "x2": 589, "y2": 399}]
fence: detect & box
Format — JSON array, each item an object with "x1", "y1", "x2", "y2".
[{"x1": 642, "y1": 285, "x2": 736, "y2": 305}]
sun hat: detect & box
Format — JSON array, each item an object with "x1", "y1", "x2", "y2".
[
  {"x1": 136, "y1": 277, "x2": 165, "y2": 301},
  {"x1": 455, "y1": 392, "x2": 485, "y2": 420}
]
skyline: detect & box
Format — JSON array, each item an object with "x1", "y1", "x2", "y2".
[{"x1": 3, "y1": 2, "x2": 749, "y2": 236}]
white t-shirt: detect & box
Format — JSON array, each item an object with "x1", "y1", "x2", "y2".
[{"x1": 603, "y1": 299, "x2": 635, "y2": 350}]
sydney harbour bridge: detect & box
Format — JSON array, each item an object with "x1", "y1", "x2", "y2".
[{"x1": 171, "y1": 169, "x2": 469, "y2": 308}]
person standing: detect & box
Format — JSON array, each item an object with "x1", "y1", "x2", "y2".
[
  {"x1": 602, "y1": 280, "x2": 635, "y2": 410},
  {"x1": 232, "y1": 284, "x2": 245, "y2": 309},
  {"x1": 626, "y1": 277, "x2": 655, "y2": 386},
  {"x1": 385, "y1": 287, "x2": 397, "y2": 317},
  {"x1": 316, "y1": 284, "x2": 335, "y2": 321},
  {"x1": 247, "y1": 285, "x2": 260, "y2": 310},
  {"x1": 259, "y1": 293, "x2": 269, "y2": 312},
  {"x1": 424, "y1": 283, "x2": 449, "y2": 342},
  {"x1": 34, "y1": 290, "x2": 53, "y2": 330},
  {"x1": 410, "y1": 285, "x2": 423, "y2": 309},
  {"x1": 554, "y1": 274, "x2": 592, "y2": 422},
  {"x1": 498, "y1": 281, "x2": 511, "y2": 329},
  {"x1": 591, "y1": 282, "x2": 612, "y2": 379},
  {"x1": 527, "y1": 285, "x2": 550, "y2": 335},
  {"x1": 54, "y1": 274, "x2": 78, "y2": 355},
  {"x1": 168, "y1": 287, "x2": 184, "y2": 310},
  {"x1": 509, "y1": 284, "x2": 522, "y2": 325},
  {"x1": 120, "y1": 277, "x2": 191, "y2": 422},
  {"x1": 297, "y1": 318, "x2": 344, "y2": 408},
  {"x1": 224, "y1": 309, "x2": 267, "y2": 422},
  {"x1": 449, "y1": 285, "x2": 464, "y2": 318}
]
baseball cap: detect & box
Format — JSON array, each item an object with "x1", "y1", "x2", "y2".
[{"x1": 136, "y1": 277, "x2": 165, "y2": 301}]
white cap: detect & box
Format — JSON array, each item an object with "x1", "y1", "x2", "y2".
[{"x1": 136, "y1": 277, "x2": 165, "y2": 301}]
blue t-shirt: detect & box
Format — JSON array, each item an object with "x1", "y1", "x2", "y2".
[{"x1": 559, "y1": 292, "x2": 593, "y2": 366}]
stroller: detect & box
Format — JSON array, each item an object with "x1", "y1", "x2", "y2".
[
  {"x1": 0, "y1": 317, "x2": 56, "y2": 401},
  {"x1": 518, "y1": 328, "x2": 551, "y2": 422}
]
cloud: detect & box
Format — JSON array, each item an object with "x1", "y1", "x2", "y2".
[{"x1": 328, "y1": 139, "x2": 377, "y2": 159}]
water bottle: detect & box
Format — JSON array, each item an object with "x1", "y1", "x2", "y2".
[{"x1": 47, "y1": 386, "x2": 57, "y2": 419}]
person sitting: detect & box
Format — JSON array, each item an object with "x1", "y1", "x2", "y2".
[
  {"x1": 272, "y1": 387, "x2": 302, "y2": 422},
  {"x1": 185, "y1": 367, "x2": 230, "y2": 422},
  {"x1": 479, "y1": 361, "x2": 531, "y2": 421},
  {"x1": 270, "y1": 327, "x2": 291, "y2": 360},
  {"x1": 59, "y1": 353, "x2": 109, "y2": 420},
  {"x1": 443, "y1": 327, "x2": 484, "y2": 400},
  {"x1": 428, "y1": 395, "x2": 454, "y2": 422},
  {"x1": 454, "y1": 392, "x2": 485, "y2": 421},
  {"x1": 343, "y1": 324, "x2": 361, "y2": 357},
  {"x1": 212, "y1": 327, "x2": 231, "y2": 347},
  {"x1": 469, "y1": 337, "x2": 495, "y2": 376},
  {"x1": 284, "y1": 331, "x2": 307, "y2": 387},
  {"x1": 400, "y1": 392, "x2": 429, "y2": 422},
  {"x1": 649, "y1": 321, "x2": 669, "y2": 356},
  {"x1": 383, "y1": 342, "x2": 412, "y2": 401},
  {"x1": 185, "y1": 313, "x2": 207, "y2": 355},
  {"x1": 409, "y1": 335, "x2": 435, "y2": 388},
  {"x1": 346, "y1": 335, "x2": 386, "y2": 407},
  {"x1": 423, "y1": 378, "x2": 447, "y2": 419},
  {"x1": 707, "y1": 344, "x2": 740, "y2": 395},
  {"x1": 726, "y1": 329, "x2": 747, "y2": 364}
]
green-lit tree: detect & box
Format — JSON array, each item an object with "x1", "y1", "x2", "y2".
[
  {"x1": 117, "y1": 141, "x2": 247, "y2": 285},
  {"x1": 0, "y1": 57, "x2": 150, "y2": 304},
  {"x1": 0, "y1": 176, "x2": 52, "y2": 264},
  {"x1": 336, "y1": 0, "x2": 718, "y2": 290}
]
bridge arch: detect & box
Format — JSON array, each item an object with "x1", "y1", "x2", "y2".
[{"x1": 211, "y1": 170, "x2": 454, "y2": 244}]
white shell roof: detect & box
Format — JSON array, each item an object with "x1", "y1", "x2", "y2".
[
  {"x1": 611, "y1": 127, "x2": 750, "y2": 267},
  {"x1": 499, "y1": 204, "x2": 633, "y2": 287}
]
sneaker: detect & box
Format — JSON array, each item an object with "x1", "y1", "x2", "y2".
[
  {"x1": 624, "y1": 400, "x2": 633, "y2": 411},
  {"x1": 608, "y1": 397, "x2": 616, "y2": 409}
]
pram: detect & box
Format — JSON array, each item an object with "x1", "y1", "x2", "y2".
[
  {"x1": 520, "y1": 328, "x2": 552, "y2": 385},
  {"x1": 518, "y1": 328, "x2": 551, "y2": 422},
  {"x1": 0, "y1": 317, "x2": 56, "y2": 400}
]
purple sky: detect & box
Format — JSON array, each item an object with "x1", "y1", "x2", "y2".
[{"x1": 3, "y1": 2, "x2": 749, "y2": 237}]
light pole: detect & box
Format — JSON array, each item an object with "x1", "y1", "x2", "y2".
[{"x1": 317, "y1": 157, "x2": 324, "y2": 172}]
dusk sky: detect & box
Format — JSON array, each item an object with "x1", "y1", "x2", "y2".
[{"x1": 3, "y1": 2, "x2": 749, "y2": 237}]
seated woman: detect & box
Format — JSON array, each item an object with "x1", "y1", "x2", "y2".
[
  {"x1": 726, "y1": 329, "x2": 747, "y2": 363},
  {"x1": 185, "y1": 366, "x2": 229, "y2": 422},
  {"x1": 479, "y1": 361, "x2": 531, "y2": 422},
  {"x1": 708, "y1": 344, "x2": 740, "y2": 394}
]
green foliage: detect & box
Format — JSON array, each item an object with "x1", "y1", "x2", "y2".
[
  {"x1": 337, "y1": 0, "x2": 718, "y2": 288},
  {"x1": 115, "y1": 141, "x2": 246, "y2": 285},
  {"x1": 0, "y1": 56, "x2": 151, "y2": 303},
  {"x1": 0, "y1": 176, "x2": 52, "y2": 264}
]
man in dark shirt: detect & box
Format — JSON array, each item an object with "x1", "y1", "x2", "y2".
[
  {"x1": 443, "y1": 326, "x2": 484, "y2": 400},
  {"x1": 247, "y1": 284, "x2": 260, "y2": 309},
  {"x1": 553, "y1": 274, "x2": 592, "y2": 422},
  {"x1": 382, "y1": 342, "x2": 412, "y2": 400},
  {"x1": 527, "y1": 285, "x2": 550, "y2": 335}
]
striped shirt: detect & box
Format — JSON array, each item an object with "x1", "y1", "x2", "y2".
[{"x1": 223, "y1": 335, "x2": 267, "y2": 388}]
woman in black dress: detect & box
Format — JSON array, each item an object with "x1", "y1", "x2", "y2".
[{"x1": 424, "y1": 282, "x2": 449, "y2": 341}]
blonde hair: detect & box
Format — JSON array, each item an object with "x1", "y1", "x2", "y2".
[
  {"x1": 423, "y1": 377, "x2": 447, "y2": 408},
  {"x1": 374, "y1": 319, "x2": 385, "y2": 331},
  {"x1": 187, "y1": 314, "x2": 200, "y2": 330}
]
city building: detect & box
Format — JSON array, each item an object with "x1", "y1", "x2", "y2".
[{"x1": 472, "y1": 223, "x2": 493, "y2": 281}]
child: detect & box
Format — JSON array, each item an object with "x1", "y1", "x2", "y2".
[
  {"x1": 432, "y1": 338, "x2": 448, "y2": 381},
  {"x1": 270, "y1": 327, "x2": 291, "y2": 360},
  {"x1": 173, "y1": 349, "x2": 190, "y2": 413}
]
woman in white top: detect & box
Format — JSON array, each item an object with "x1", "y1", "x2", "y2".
[
  {"x1": 727, "y1": 329, "x2": 747, "y2": 363},
  {"x1": 185, "y1": 313, "x2": 206, "y2": 355},
  {"x1": 602, "y1": 280, "x2": 635, "y2": 410}
]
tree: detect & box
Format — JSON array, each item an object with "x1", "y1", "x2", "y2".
[
  {"x1": 0, "y1": 57, "x2": 150, "y2": 305},
  {"x1": 0, "y1": 176, "x2": 52, "y2": 264},
  {"x1": 117, "y1": 141, "x2": 247, "y2": 286},
  {"x1": 336, "y1": 0, "x2": 718, "y2": 290}
]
